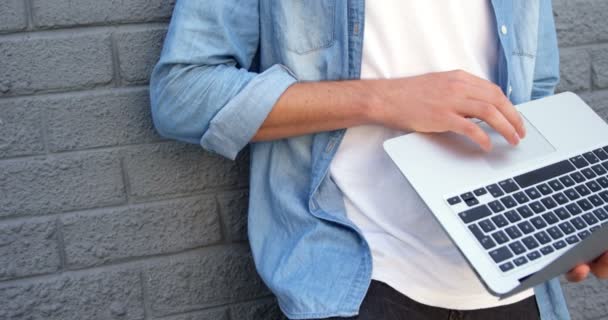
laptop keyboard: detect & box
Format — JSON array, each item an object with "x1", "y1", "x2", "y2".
[{"x1": 446, "y1": 146, "x2": 608, "y2": 273}]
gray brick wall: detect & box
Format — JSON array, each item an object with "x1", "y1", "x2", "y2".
[{"x1": 0, "y1": 1, "x2": 606, "y2": 319}]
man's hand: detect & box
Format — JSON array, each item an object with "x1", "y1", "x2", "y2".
[
  {"x1": 366, "y1": 70, "x2": 526, "y2": 151},
  {"x1": 566, "y1": 252, "x2": 608, "y2": 282}
]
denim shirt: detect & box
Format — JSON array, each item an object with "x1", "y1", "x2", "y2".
[{"x1": 150, "y1": 1, "x2": 570, "y2": 319}]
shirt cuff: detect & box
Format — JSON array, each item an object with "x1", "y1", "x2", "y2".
[{"x1": 200, "y1": 64, "x2": 298, "y2": 160}]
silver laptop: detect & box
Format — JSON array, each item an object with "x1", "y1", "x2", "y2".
[{"x1": 383, "y1": 92, "x2": 608, "y2": 297}]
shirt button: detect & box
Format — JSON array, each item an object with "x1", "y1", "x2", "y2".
[
  {"x1": 508, "y1": 85, "x2": 513, "y2": 95},
  {"x1": 501, "y1": 25, "x2": 508, "y2": 35}
]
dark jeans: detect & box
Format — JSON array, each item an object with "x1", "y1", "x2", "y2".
[{"x1": 315, "y1": 280, "x2": 540, "y2": 320}]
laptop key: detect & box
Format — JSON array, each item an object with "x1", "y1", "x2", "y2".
[
  {"x1": 499, "y1": 179, "x2": 520, "y2": 193},
  {"x1": 500, "y1": 196, "x2": 518, "y2": 209},
  {"x1": 527, "y1": 251, "x2": 542, "y2": 261},
  {"x1": 518, "y1": 221, "x2": 535, "y2": 234},
  {"x1": 513, "y1": 191, "x2": 530, "y2": 204},
  {"x1": 505, "y1": 210, "x2": 522, "y2": 223},
  {"x1": 469, "y1": 225, "x2": 496, "y2": 249},
  {"x1": 461, "y1": 192, "x2": 475, "y2": 201},
  {"x1": 513, "y1": 256, "x2": 528, "y2": 266},
  {"x1": 571, "y1": 171, "x2": 586, "y2": 183},
  {"x1": 577, "y1": 199, "x2": 593, "y2": 212},
  {"x1": 548, "y1": 179, "x2": 564, "y2": 191},
  {"x1": 525, "y1": 187, "x2": 542, "y2": 200},
  {"x1": 570, "y1": 156, "x2": 589, "y2": 168},
  {"x1": 509, "y1": 241, "x2": 526, "y2": 255},
  {"x1": 500, "y1": 262, "x2": 515, "y2": 272},
  {"x1": 594, "y1": 208, "x2": 608, "y2": 220},
  {"x1": 603, "y1": 160, "x2": 608, "y2": 171},
  {"x1": 448, "y1": 196, "x2": 462, "y2": 205},
  {"x1": 517, "y1": 206, "x2": 534, "y2": 218},
  {"x1": 492, "y1": 230, "x2": 509, "y2": 244},
  {"x1": 529, "y1": 201, "x2": 546, "y2": 214},
  {"x1": 547, "y1": 226, "x2": 564, "y2": 239},
  {"x1": 542, "y1": 212, "x2": 559, "y2": 225},
  {"x1": 582, "y1": 212, "x2": 599, "y2": 225},
  {"x1": 554, "y1": 208, "x2": 571, "y2": 220},
  {"x1": 594, "y1": 148, "x2": 608, "y2": 160},
  {"x1": 459, "y1": 205, "x2": 492, "y2": 224},
  {"x1": 592, "y1": 164, "x2": 607, "y2": 176},
  {"x1": 560, "y1": 176, "x2": 576, "y2": 187},
  {"x1": 589, "y1": 195, "x2": 604, "y2": 207},
  {"x1": 578, "y1": 230, "x2": 591, "y2": 239},
  {"x1": 566, "y1": 235, "x2": 580, "y2": 244},
  {"x1": 559, "y1": 221, "x2": 576, "y2": 235},
  {"x1": 531, "y1": 217, "x2": 547, "y2": 229},
  {"x1": 553, "y1": 192, "x2": 569, "y2": 205},
  {"x1": 587, "y1": 181, "x2": 602, "y2": 193},
  {"x1": 582, "y1": 168, "x2": 597, "y2": 180},
  {"x1": 591, "y1": 225, "x2": 601, "y2": 233},
  {"x1": 474, "y1": 188, "x2": 488, "y2": 196},
  {"x1": 506, "y1": 226, "x2": 523, "y2": 239},
  {"x1": 541, "y1": 197, "x2": 558, "y2": 210},
  {"x1": 534, "y1": 231, "x2": 552, "y2": 244},
  {"x1": 514, "y1": 160, "x2": 576, "y2": 188},
  {"x1": 465, "y1": 198, "x2": 480, "y2": 207},
  {"x1": 490, "y1": 246, "x2": 513, "y2": 263},
  {"x1": 597, "y1": 177, "x2": 608, "y2": 188},
  {"x1": 486, "y1": 184, "x2": 504, "y2": 198},
  {"x1": 540, "y1": 245, "x2": 555, "y2": 255},
  {"x1": 492, "y1": 215, "x2": 509, "y2": 228},
  {"x1": 576, "y1": 185, "x2": 592, "y2": 196},
  {"x1": 600, "y1": 191, "x2": 608, "y2": 202},
  {"x1": 488, "y1": 200, "x2": 506, "y2": 213},
  {"x1": 553, "y1": 240, "x2": 567, "y2": 250},
  {"x1": 537, "y1": 184, "x2": 552, "y2": 195},
  {"x1": 522, "y1": 236, "x2": 539, "y2": 249},
  {"x1": 566, "y1": 203, "x2": 582, "y2": 215},
  {"x1": 479, "y1": 219, "x2": 496, "y2": 233},
  {"x1": 584, "y1": 152, "x2": 600, "y2": 164},
  {"x1": 564, "y1": 188, "x2": 580, "y2": 201},
  {"x1": 571, "y1": 217, "x2": 587, "y2": 230}
]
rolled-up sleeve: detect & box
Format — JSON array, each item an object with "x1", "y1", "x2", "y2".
[{"x1": 150, "y1": 0, "x2": 298, "y2": 160}]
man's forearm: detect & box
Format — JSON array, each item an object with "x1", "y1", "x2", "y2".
[{"x1": 252, "y1": 80, "x2": 375, "y2": 141}]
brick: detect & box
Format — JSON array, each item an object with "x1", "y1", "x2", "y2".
[
  {"x1": 0, "y1": 151, "x2": 125, "y2": 218},
  {"x1": 0, "y1": 266, "x2": 144, "y2": 320},
  {"x1": 123, "y1": 143, "x2": 247, "y2": 198},
  {"x1": 581, "y1": 90, "x2": 608, "y2": 121},
  {"x1": 0, "y1": 219, "x2": 60, "y2": 281},
  {"x1": 592, "y1": 46, "x2": 608, "y2": 89},
  {"x1": 46, "y1": 88, "x2": 161, "y2": 152},
  {"x1": 0, "y1": 0, "x2": 27, "y2": 32},
  {"x1": 31, "y1": 0, "x2": 175, "y2": 28},
  {"x1": 556, "y1": 48, "x2": 591, "y2": 93},
  {"x1": 115, "y1": 28, "x2": 167, "y2": 84},
  {"x1": 0, "y1": 98, "x2": 45, "y2": 158},
  {"x1": 230, "y1": 299, "x2": 286, "y2": 320},
  {"x1": 553, "y1": 0, "x2": 608, "y2": 46},
  {"x1": 143, "y1": 246, "x2": 269, "y2": 317},
  {"x1": 561, "y1": 277, "x2": 608, "y2": 320},
  {"x1": 61, "y1": 196, "x2": 222, "y2": 269},
  {"x1": 217, "y1": 191, "x2": 249, "y2": 242},
  {"x1": 0, "y1": 33, "x2": 113, "y2": 96},
  {"x1": 161, "y1": 308, "x2": 229, "y2": 320}
]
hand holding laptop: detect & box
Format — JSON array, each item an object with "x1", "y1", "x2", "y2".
[{"x1": 567, "y1": 252, "x2": 608, "y2": 282}]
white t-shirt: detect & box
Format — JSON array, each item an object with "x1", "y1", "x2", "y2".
[{"x1": 330, "y1": 0, "x2": 535, "y2": 310}]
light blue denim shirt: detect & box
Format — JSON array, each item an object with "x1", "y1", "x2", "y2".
[{"x1": 150, "y1": 1, "x2": 570, "y2": 319}]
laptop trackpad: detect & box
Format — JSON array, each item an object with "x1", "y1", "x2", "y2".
[{"x1": 482, "y1": 115, "x2": 556, "y2": 170}]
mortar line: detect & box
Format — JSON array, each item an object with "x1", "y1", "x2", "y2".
[
  {"x1": 120, "y1": 156, "x2": 133, "y2": 204},
  {"x1": 139, "y1": 272, "x2": 151, "y2": 320},
  {"x1": 110, "y1": 32, "x2": 123, "y2": 87},
  {"x1": 24, "y1": 0, "x2": 34, "y2": 30},
  {"x1": 55, "y1": 218, "x2": 67, "y2": 271}
]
